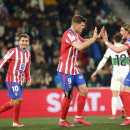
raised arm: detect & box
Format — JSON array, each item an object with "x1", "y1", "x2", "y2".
[
  {"x1": 72, "y1": 26, "x2": 104, "y2": 51},
  {"x1": 103, "y1": 31, "x2": 129, "y2": 53}
]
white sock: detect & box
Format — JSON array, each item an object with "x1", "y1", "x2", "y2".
[
  {"x1": 60, "y1": 119, "x2": 65, "y2": 122},
  {"x1": 120, "y1": 97, "x2": 123, "y2": 108},
  {"x1": 112, "y1": 97, "x2": 117, "y2": 115}
]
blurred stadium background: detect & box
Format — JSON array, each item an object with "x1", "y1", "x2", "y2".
[{"x1": 0, "y1": 0, "x2": 130, "y2": 127}]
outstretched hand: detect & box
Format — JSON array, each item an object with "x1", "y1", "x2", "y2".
[
  {"x1": 93, "y1": 26, "x2": 98, "y2": 39},
  {"x1": 102, "y1": 30, "x2": 108, "y2": 43},
  {"x1": 91, "y1": 71, "x2": 97, "y2": 80},
  {"x1": 97, "y1": 26, "x2": 105, "y2": 39},
  {"x1": 93, "y1": 26, "x2": 105, "y2": 40}
]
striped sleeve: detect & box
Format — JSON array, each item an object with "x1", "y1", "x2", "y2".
[
  {"x1": 124, "y1": 39, "x2": 130, "y2": 49},
  {"x1": 0, "y1": 49, "x2": 14, "y2": 70},
  {"x1": 25, "y1": 51, "x2": 31, "y2": 82},
  {"x1": 66, "y1": 33, "x2": 77, "y2": 45}
]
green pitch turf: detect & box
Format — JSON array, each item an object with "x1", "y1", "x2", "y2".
[{"x1": 0, "y1": 116, "x2": 130, "y2": 130}]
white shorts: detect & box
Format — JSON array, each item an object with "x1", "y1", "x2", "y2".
[{"x1": 111, "y1": 72, "x2": 128, "y2": 91}]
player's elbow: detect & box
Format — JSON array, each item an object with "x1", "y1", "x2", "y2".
[{"x1": 72, "y1": 42, "x2": 83, "y2": 51}]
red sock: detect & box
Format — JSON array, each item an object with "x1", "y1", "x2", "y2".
[
  {"x1": 60, "y1": 97, "x2": 71, "y2": 120},
  {"x1": 13, "y1": 103, "x2": 21, "y2": 122},
  {"x1": 76, "y1": 95, "x2": 86, "y2": 116},
  {"x1": 120, "y1": 92, "x2": 130, "y2": 117},
  {"x1": 0, "y1": 101, "x2": 13, "y2": 113}
]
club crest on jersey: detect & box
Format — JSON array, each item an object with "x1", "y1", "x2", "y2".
[
  {"x1": 14, "y1": 92, "x2": 18, "y2": 96},
  {"x1": 26, "y1": 58, "x2": 29, "y2": 62},
  {"x1": 69, "y1": 84, "x2": 72, "y2": 88},
  {"x1": 70, "y1": 35, "x2": 76, "y2": 41}
]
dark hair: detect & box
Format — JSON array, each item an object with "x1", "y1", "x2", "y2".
[
  {"x1": 19, "y1": 34, "x2": 30, "y2": 40},
  {"x1": 113, "y1": 33, "x2": 122, "y2": 42},
  {"x1": 72, "y1": 15, "x2": 87, "y2": 25}
]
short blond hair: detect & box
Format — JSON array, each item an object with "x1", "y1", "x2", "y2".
[{"x1": 121, "y1": 24, "x2": 130, "y2": 33}]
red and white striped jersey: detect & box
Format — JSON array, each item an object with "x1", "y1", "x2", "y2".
[
  {"x1": 0, "y1": 46, "x2": 31, "y2": 86},
  {"x1": 57, "y1": 28, "x2": 85, "y2": 75},
  {"x1": 124, "y1": 38, "x2": 130, "y2": 58}
]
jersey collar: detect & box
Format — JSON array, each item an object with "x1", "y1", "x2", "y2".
[
  {"x1": 18, "y1": 46, "x2": 26, "y2": 53},
  {"x1": 68, "y1": 28, "x2": 77, "y2": 36}
]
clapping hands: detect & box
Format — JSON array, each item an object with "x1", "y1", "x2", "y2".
[{"x1": 93, "y1": 26, "x2": 105, "y2": 40}]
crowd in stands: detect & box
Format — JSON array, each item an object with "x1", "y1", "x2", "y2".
[{"x1": 0, "y1": 0, "x2": 124, "y2": 89}]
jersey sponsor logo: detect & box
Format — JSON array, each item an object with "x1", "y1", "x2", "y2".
[
  {"x1": 20, "y1": 63, "x2": 25, "y2": 71},
  {"x1": 79, "y1": 76, "x2": 83, "y2": 79},
  {"x1": 16, "y1": 70, "x2": 24, "y2": 73}
]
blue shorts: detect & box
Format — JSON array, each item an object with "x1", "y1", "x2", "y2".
[
  {"x1": 6, "y1": 82, "x2": 23, "y2": 99},
  {"x1": 123, "y1": 71, "x2": 130, "y2": 87},
  {"x1": 58, "y1": 72, "x2": 86, "y2": 91}
]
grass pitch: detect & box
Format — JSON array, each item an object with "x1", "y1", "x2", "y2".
[{"x1": 0, "y1": 116, "x2": 130, "y2": 130}]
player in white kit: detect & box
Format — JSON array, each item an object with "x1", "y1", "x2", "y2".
[{"x1": 91, "y1": 33, "x2": 129, "y2": 119}]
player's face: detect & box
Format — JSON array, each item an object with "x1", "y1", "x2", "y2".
[
  {"x1": 120, "y1": 27, "x2": 127, "y2": 39},
  {"x1": 19, "y1": 37, "x2": 29, "y2": 51},
  {"x1": 75, "y1": 22, "x2": 86, "y2": 34}
]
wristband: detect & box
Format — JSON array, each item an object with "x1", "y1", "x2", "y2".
[{"x1": 105, "y1": 41, "x2": 108, "y2": 45}]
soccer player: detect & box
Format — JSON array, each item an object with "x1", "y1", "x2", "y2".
[
  {"x1": 91, "y1": 33, "x2": 129, "y2": 120},
  {"x1": 102, "y1": 24, "x2": 130, "y2": 125},
  {"x1": 0, "y1": 34, "x2": 31, "y2": 127},
  {"x1": 57, "y1": 15, "x2": 104, "y2": 127}
]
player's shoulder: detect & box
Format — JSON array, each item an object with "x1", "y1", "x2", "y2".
[
  {"x1": 125, "y1": 38, "x2": 130, "y2": 45},
  {"x1": 64, "y1": 30, "x2": 75, "y2": 37},
  {"x1": 26, "y1": 50, "x2": 31, "y2": 57},
  {"x1": 106, "y1": 48, "x2": 111, "y2": 52},
  {"x1": 26, "y1": 50, "x2": 31, "y2": 54},
  {"x1": 8, "y1": 47, "x2": 16, "y2": 53}
]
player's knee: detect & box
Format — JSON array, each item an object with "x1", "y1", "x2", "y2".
[
  {"x1": 64, "y1": 90, "x2": 73, "y2": 99},
  {"x1": 80, "y1": 88, "x2": 88, "y2": 96}
]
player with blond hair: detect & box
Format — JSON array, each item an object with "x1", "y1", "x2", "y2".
[{"x1": 102, "y1": 24, "x2": 130, "y2": 125}]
